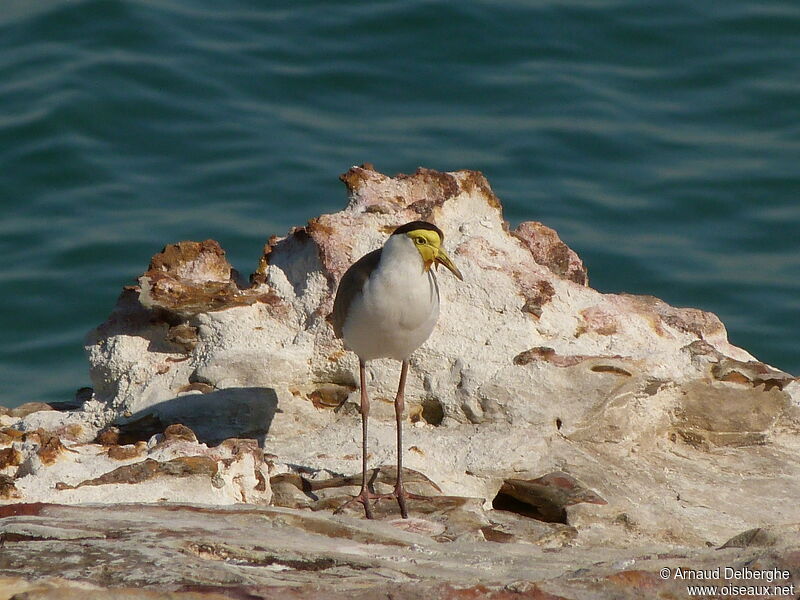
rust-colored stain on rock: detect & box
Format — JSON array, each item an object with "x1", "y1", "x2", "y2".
[
  {"x1": 21, "y1": 429, "x2": 65, "y2": 465},
  {"x1": 0, "y1": 447, "x2": 22, "y2": 469},
  {"x1": 0, "y1": 474, "x2": 20, "y2": 499},
  {"x1": 0, "y1": 428, "x2": 25, "y2": 446},
  {"x1": 4, "y1": 402, "x2": 55, "y2": 419},
  {"x1": 63, "y1": 456, "x2": 219, "y2": 489},
  {"x1": 513, "y1": 348, "x2": 631, "y2": 373},
  {"x1": 0, "y1": 502, "x2": 52, "y2": 517},
  {"x1": 513, "y1": 221, "x2": 588, "y2": 285},
  {"x1": 339, "y1": 165, "x2": 498, "y2": 217},
  {"x1": 455, "y1": 169, "x2": 502, "y2": 209},
  {"x1": 107, "y1": 445, "x2": 144, "y2": 461},
  {"x1": 520, "y1": 280, "x2": 556, "y2": 318},
  {"x1": 576, "y1": 306, "x2": 618, "y2": 336},
  {"x1": 162, "y1": 423, "x2": 198, "y2": 443},
  {"x1": 709, "y1": 356, "x2": 794, "y2": 391},
  {"x1": 95, "y1": 426, "x2": 120, "y2": 446},
  {"x1": 139, "y1": 238, "x2": 289, "y2": 318},
  {"x1": 441, "y1": 583, "x2": 566, "y2": 600},
  {"x1": 148, "y1": 239, "x2": 231, "y2": 283},
  {"x1": 590, "y1": 364, "x2": 632, "y2": 376},
  {"x1": 604, "y1": 569, "x2": 662, "y2": 590}
]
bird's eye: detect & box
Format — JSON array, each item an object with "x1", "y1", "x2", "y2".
[{"x1": 415, "y1": 236, "x2": 426, "y2": 245}]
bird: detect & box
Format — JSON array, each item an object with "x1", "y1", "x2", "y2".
[{"x1": 330, "y1": 220, "x2": 463, "y2": 519}]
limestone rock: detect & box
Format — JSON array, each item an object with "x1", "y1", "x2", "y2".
[
  {"x1": 79, "y1": 166, "x2": 797, "y2": 434},
  {"x1": 0, "y1": 423, "x2": 270, "y2": 506},
  {"x1": 5, "y1": 165, "x2": 799, "y2": 566},
  {"x1": 138, "y1": 240, "x2": 285, "y2": 317},
  {"x1": 0, "y1": 503, "x2": 798, "y2": 599}
]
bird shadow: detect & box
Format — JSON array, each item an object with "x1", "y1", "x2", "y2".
[{"x1": 111, "y1": 387, "x2": 278, "y2": 447}]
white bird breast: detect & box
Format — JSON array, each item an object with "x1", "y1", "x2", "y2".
[{"x1": 342, "y1": 235, "x2": 441, "y2": 361}]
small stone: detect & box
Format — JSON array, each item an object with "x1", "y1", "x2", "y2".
[
  {"x1": 163, "y1": 424, "x2": 198, "y2": 443},
  {"x1": 24, "y1": 429, "x2": 65, "y2": 465},
  {"x1": 166, "y1": 323, "x2": 199, "y2": 352},
  {"x1": 0, "y1": 474, "x2": 20, "y2": 499},
  {"x1": 95, "y1": 426, "x2": 121, "y2": 446},
  {"x1": 107, "y1": 445, "x2": 144, "y2": 461},
  {"x1": 0, "y1": 447, "x2": 22, "y2": 470},
  {"x1": 0, "y1": 428, "x2": 24, "y2": 446},
  {"x1": 308, "y1": 384, "x2": 353, "y2": 409}
]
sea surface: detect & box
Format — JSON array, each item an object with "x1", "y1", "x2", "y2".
[{"x1": 1, "y1": 0, "x2": 798, "y2": 407}]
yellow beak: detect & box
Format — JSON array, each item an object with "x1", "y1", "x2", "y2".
[{"x1": 435, "y1": 248, "x2": 463, "y2": 281}]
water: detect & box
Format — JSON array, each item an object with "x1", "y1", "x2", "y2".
[{"x1": 1, "y1": 1, "x2": 798, "y2": 408}]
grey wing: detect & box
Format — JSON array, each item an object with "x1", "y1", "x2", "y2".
[{"x1": 330, "y1": 248, "x2": 382, "y2": 338}]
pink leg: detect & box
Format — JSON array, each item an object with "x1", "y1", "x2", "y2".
[
  {"x1": 335, "y1": 359, "x2": 376, "y2": 518},
  {"x1": 394, "y1": 359, "x2": 409, "y2": 518},
  {"x1": 374, "y1": 360, "x2": 427, "y2": 518}
]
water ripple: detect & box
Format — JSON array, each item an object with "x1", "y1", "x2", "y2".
[{"x1": 0, "y1": 0, "x2": 798, "y2": 405}]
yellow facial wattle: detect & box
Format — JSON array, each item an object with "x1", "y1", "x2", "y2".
[{"x1": 406, "y1": 229, "x2": 463, "y2": 281}]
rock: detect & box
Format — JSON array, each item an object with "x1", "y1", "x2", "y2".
[
  {"x1": 95, "y1": 425, "x2": 121, "y2": 446},
  {"x1": 0, "y1": 503, "x2": 797, "y2": 598},
  {"x1": 512, "y1": 220, "x2": 588, "y2": 285},
  {"x1": 718, "y1": 527, "x2": 780, "y2": 549},
  {"x1": 270, "y1": 465, "x2": 444, "y2": 514},
  {"x1": 0, "y1": 424, "x2": 270, "y2": 505},
  {"x1": 55, "y1": 456, "x2": 220, "y2": 490},
  {"x1": 5, "y1": 403, "x2": 55, "y2": 419},
  {"x1": 673, "y1": 380, "x2": 788, "y2": 448},
  {"x1": 162, "y1": 423, "x2": 198, "y2": 443},
  {"x1": 107, "y1": 444, "x2": 145, "y2": 461},
  {"x1": 494, "y1": 472, "x2": 606, "y2": 523},
  {"x1": 26, "y1": 429, "x2": 66, "y2": 465},
  {"x1": 78, "y1": 166, "x2": 796, "y2": 437},
  {"x1": 482, "y1": 508, "x2": 577, "y2": 546},
  {"x1": 12, "y1": 401, "x2": 104, "y2": 444},
  {"x1": 0, "y1": 428, "x2": 24, "y2": 446},
  {"x1": 138, "y1": 240, "x2": 284, "y2": 318},
  {"x1": 0, "y1": 448, "x2": 22, "y2": 471},
  {"x1": 0, "y1": 474, "x2": 20, "y2": 499},
  {"x1": 5, "y1": 165, "x2": 800, "y2": 596},
  {"x1": 306, "y1": 383, "x2": 354, "y2": 409}
]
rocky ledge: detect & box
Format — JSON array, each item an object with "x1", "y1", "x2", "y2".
[{"x1": 1, "y1": 165, "x2": 799, "y2": 598}]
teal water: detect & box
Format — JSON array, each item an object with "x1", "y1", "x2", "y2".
[{"x1": 1, "y1": 1, "x2": 798, "y2": 408}]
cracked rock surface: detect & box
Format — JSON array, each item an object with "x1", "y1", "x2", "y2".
[{"x1": 1, "y1": 503, "x2": 798, "y2": 599}]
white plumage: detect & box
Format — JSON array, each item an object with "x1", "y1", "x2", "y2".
[
  {"x1": 342, "y1": 234, "x2": 440, "y2": 361},
  {"x1": 329, "y1": 220, "x2": 462, "y2": 519}
]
